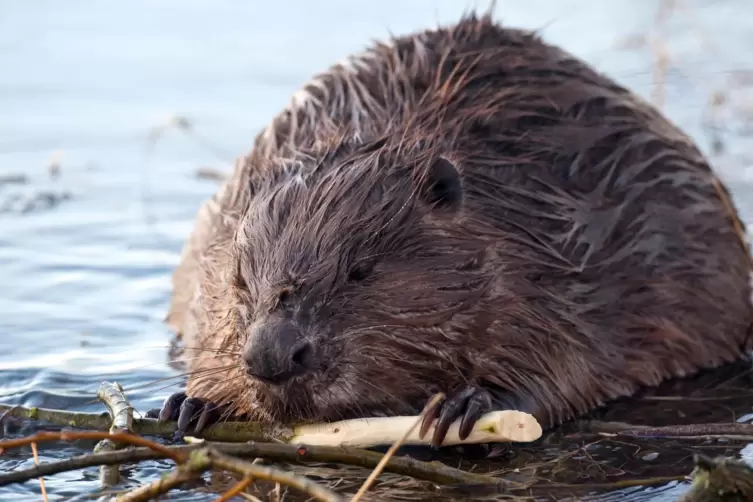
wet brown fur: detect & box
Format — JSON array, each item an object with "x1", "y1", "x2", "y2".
[{"x1": 166, "y1": 11, "x2": 753, "y2": 428}]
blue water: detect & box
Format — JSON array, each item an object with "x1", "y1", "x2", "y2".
[{"x1": 1, "y1": 1, "x2": 752, "y2": 500}]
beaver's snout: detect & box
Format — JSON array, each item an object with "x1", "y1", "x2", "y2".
[{"x1": 242, "y1": 320, "x2": 314, "y2": 385}]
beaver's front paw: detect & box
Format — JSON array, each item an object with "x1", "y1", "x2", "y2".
[
  {"x1": 419, "y1": 385, "x2": 493, "y2": 449},
  {"x1": 146, "y1": 392, "x2": 226, "y2": 438}
]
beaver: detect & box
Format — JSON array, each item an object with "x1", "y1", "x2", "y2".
[{"x1": 151, "y1": 10, "x2": 753, "y2": 448}]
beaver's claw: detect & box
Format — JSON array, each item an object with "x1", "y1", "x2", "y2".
[
  {"x1": 418, "y1": 385, "x2": 493, "y2": 448},
  {"x1": 145, "y1": 392, "x2": 225, "y2": 439}
]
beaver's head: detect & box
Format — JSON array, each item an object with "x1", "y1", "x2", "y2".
[{"x1": 228, "y1": 137, "x2": 492, "y2": 421}]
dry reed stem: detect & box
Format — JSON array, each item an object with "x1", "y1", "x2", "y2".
[
  {"x1": 215, "y1": 476, "x2": 253, "y2": 502},
  {"x1": 649, "y1": 0, "x2": 675, "y2": 109},
  {"x1": 642, "y1": 0, "x2": 753, "y2": 267},
  {"x1": 351, "y1": 392, "x2": 445, "y2": 502},
  {"x1": 30, "y1": 443, "x2": 49, "y2": 502}
]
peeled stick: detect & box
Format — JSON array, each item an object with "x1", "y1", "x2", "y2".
[{"x1": 288, "y1": 410, "x2": 542, "y2": 448}]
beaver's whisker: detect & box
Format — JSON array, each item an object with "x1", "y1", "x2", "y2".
[
  {"x1": 140, "y1": 344, "x2": 240, "y2": 355},
  {"x1": 113, "y1": 354, "x2": 238, "y2": 375},
  {"x1": 215, "y1": 387, "x2": 247, "y2": 423},
  {"x1": 178, "y1": 365, "x2": 241, "y2": 383},
  {"x1": 179, "y1": 346, "x2": 242, "y2": 355},
  {"x1": 122, "y1": 364, "x2": 239, "y2": 394},
  {"x1": 329, "y1": 381, "x2": 367, "y2": 421},
  {"x1": 351, "y1": 373, "x2": 412, "y2": 413},
  {"x1": 165, "y1": 354, "x2": 240, "y2": 366},
  {"x1": 143, "y1": 366, "x2": 244, "y2": 398}
]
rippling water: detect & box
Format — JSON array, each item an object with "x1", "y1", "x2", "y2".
[{"x1": 1, "y1": 1, "x2": 752, "y2": 500}]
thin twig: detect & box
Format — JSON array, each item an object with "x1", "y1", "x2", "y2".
[
  {"x1": 612, "y1": 422, "x2": 753, "y2": 440},
  {"x1": 215, "y1": 476, "x2": 253, "y2": 502},
  {"x1": 116, "y1": 449, "x2": 209, "y2": 502},
  {"x1": 210, "y1": 449, "x2": 344, "y2": 502},
  {"x1": 649, "y1": 0, "x2": 675, "y2": 109},
  {"x1": 30, "y1": 443, "x2": 49, "y2": 502},
  {"x1": 579, "y1": 419, "x2": 753, "y2": 439},
  {"x1": 351, "y1": 393, "x2": 445, "y2": 502},
  {"x1": 552, "y1": 476, "x2": 688, "y2": 491}
]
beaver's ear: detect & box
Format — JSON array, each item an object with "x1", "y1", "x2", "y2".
[{"x1": 419, "y1": 156, "x2": 462, "y2": 212}]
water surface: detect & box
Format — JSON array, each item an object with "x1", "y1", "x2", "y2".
[{"x1": 1, "y1": 1, "x2": 752, "y2": 500}]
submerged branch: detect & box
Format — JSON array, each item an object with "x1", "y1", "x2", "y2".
[
  {"x1": 0, "y1": 440, "x2": 507, "y2": 488},
  {"x1": 583, "y1": 420, "x2": 753, "y2": 440},
  {"x1": 95, "y1": 381, "x2": 137, "y2": 486},
  {"x1": 0, "y1": 402, "x2": 290, "y2": 443},
  {"x1": 0, "y1": 385, "x2": 525, "y2": 498},
  {"x1": 92, "y1": 439, "x2": 121, "y2": 488}
]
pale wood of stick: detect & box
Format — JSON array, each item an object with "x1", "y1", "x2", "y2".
[{"x1": 290, "y1": 410, "x2": 542, "y2": 447}]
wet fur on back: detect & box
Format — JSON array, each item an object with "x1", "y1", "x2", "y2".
[{"x1": 167, "y1": 11, "x2": 753, "y2": 427}]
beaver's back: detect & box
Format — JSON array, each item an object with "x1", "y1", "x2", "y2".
[
  {"x1": 250, "y1": 9, "x2": 752, "y2": 337},
  {"x1": 168, "y1": 12, "x2": 753, "y2": 425}
]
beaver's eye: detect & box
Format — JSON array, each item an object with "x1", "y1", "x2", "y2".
[
  {"x1": 348, "y1": 262, "x2": 373, "y2": 283},
  {"x1": 278, "y1": 289, "x2": 292, "y2": 306},
  {"x1": 234, "y1": 260, "x2": 248, "y2": 291}
]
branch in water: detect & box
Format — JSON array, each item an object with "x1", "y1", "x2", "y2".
[
  {"x1": 0, "y1": 429, "x2": 345, "y2": 501},
  {"x1": 581, "y1": 420, "x2": 753, "y2": 440},
  {"x1": 94, "y1": 381, "x2": 138, "y2": 487},
  {"x1": 0, "y1": 383, "x2": 533, "y2": 499},
  {"x1": 0, "y1": 440, "x2": 509, "y2": 488},
  {"x1": 0, "y1": 403, "x2": 541, "y2": 447},
  {"x1": 118, "y1": 447, "x2": 344, "y2": 502},
  {"x1": 0, "y1": 402, "x2": 292, "y2": 443}
]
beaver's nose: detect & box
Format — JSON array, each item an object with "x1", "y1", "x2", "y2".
[{"x1": 243, "y1": 321, "x2": 313, "y2": 385}]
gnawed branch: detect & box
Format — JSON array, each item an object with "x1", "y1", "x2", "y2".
[{"x1": 0, "y1": 403, "x2": 542, "y2": 448}]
